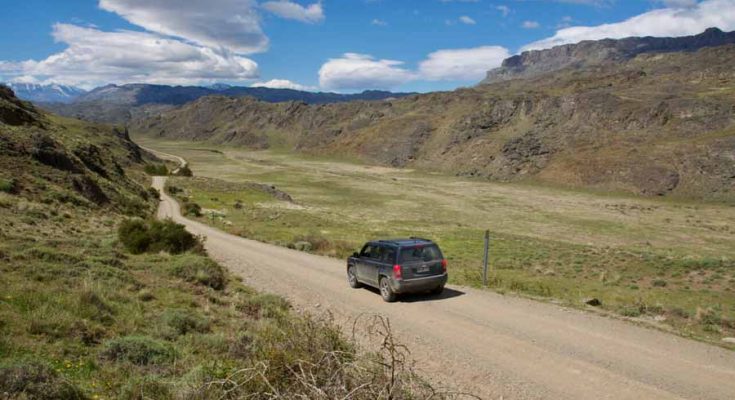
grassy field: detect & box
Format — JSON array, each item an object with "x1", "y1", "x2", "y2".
[
  {"x1": 0, "y1": 187, "x2": 443, "y2": 399},
  {"x1": 135, "y1": 136, "x2": 735, "y2": 346}
]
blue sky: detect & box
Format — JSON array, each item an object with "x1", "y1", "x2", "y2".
[{"x1": 1, "y1": 0, "x2": 734, "y2": 92}]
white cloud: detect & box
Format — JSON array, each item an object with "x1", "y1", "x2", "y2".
[
  {"x1": 1, "y1": 24, "x2": 258, "y2": 89},
  {"x1": 262, "y1": 1, "x2": 324, "y2": 23},
  {"x1": 318, "y1": 53, "x2": 415, "y2": 90},
  {"x1": 522, "y1": 20, "x2": 540, "y2": 29},
  {"x1": 251, "y1": 78, "x2": 315, "y2": 90},
  {"x1": 371, "y1": 18, "x2": 388, "y2": 26},
  {"x1": 496, "y1": 5, "x2": 511, "y2": 17},
  {"x1": 523, "y1": 0, "x2": 735, "y2": 51},
  {"x1": 459, "y1": 16, "x2": 477, "y2": 25},
  {"x1": 419, "y1": 46, "x2": 511, "y2": 81},
  {"x1": 98, "y1": 0, "x2": 268, "y2": 54}
]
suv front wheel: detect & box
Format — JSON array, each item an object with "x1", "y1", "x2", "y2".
[{"x1": 379, "y1": 277, "x2": 397, "y2": 302}]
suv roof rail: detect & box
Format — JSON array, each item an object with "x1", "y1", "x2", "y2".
[{"x1": 409, "y1": 236, "x2": 432, "y2": 242}]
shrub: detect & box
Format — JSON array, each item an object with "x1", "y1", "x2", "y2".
[
  {"x1": 0, "y1": 361, "x2": 84, "y2": 399},
  {"x1": 170, "y1": 254, "x2": 226, "y2": 290},
  {"x1": 0, "y1": 178, "x2": 18, "y2": 194},
  {"x1": 118, "y1": 219, "x2": 200, "y2": 255},
  {"x1": 143, "y1": 164, "x2": 168, "y2": 176},
  {"x1": 147, "y1": 187, "x2": 160, "y2": 201},
  {"x1": 175, "y1": 164, "x2": 193, "y2": 177},
  {"x1": 118, "y1": 219, "x2": 151, "y2": 254},
  {"x1": 100, "y1": 336, "x2": 174, "y2": 366},
  {"x1": 652, "y1": 279, "x2": 668, "y2": 287},
  {"x1": 166, "y1": 185, "x2": 182, "y2": 195},
  {"x1": 161, "y1": 309, "x2": 210, "y2": 337},
  {"x1": 183, "y1": 201, "x2": 202, "y2": 217}
]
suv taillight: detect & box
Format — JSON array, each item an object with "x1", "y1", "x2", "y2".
[
  {"x1": 393, "y1": 264, "x2": 402, "y2": 279},
  {"x1": 441, "y1": 259, "x2": 447, "y2": 273}
]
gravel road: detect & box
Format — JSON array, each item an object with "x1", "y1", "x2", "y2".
[{"x1": 153, "y1": 176, "x2": 735, "y2": 400}]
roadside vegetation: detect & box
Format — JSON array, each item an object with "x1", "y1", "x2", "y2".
[
  {"x1": 0, "y1": 185, "x2": 451, "y2": 399},
  {"x1": 0, "y1": 88, "x2": 454, "y2": 398},
  {"x1": 139, "y1": 138, "x2": 735, "y2": 346}
]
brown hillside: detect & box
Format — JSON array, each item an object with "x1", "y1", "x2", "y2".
[{"x1": 130, "y1": 45, "x2": 735, "y2": 200}]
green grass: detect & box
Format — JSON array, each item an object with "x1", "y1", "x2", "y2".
[
  {"x1": 136, "y1": 137, "x2": 735, "y2": 346},
  {"x1": 0, "y1": 178, "x2": 442, "y2": 399}
]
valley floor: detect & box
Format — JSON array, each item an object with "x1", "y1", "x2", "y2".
[
  {"x1": 152, "y1": 173, "x2": 735, "y2": 400},
  {"x1": 135, "y1": 136, "x2": 735, "y2": 344}
]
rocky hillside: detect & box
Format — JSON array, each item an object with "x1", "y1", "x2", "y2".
[
  {"x1": 482, "y1": 27, "x2": 735, "y2": 84},
  {"x1": 41, "y1": 83, "x2": 414, "y2": 124},
  {"x1": 131, "y1": 40, "x2": 735, "y2": 201},
  {"x1": 0, "y1": 84, "x2": 154, "y2": 213}
]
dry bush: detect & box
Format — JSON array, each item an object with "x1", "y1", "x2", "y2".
[{"x1": 188, "y1": 314, "x2": 478, "y2": 400}]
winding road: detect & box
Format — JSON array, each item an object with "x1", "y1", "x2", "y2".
[{"x1": 152, "y1": 175, "x2": 735, "y2": 400}]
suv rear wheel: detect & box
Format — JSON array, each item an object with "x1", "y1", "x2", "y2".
[
  {"x1": 379, "y1": 277, "x2": 397, "y2": 302},
  {"x1": 347, "y1": 265, "x2": 362, "y2": 288}
]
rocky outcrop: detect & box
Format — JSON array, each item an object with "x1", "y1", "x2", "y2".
[
  {"x1": 482, "y1": 28, "x2": 735, "y2": 84},
  {"x1": 0, "y1": 85, "x2": 41, "y2": 126},
  {"x1": 1, "y1": 87, "x2": 153, "y2": 212}
]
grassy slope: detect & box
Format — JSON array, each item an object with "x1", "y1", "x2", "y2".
[
  {"x1": 0, "y1": 90, "x2": 437, "y2": 399},
  {"x1": 136, "y1": 137, "x2": 735, "y2": 346}
]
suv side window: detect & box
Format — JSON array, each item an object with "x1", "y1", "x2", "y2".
[
  {"x1": 381, "y1": 247, "x2": 396, "y2": 264},
  {"x1": 370, "y1": 245, "x2": 384, "y2": 261},
  {"x1": 360, "y1": 244, "x2": 374, "y2": 258}
]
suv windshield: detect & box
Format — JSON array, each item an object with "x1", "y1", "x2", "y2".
[{"x1": 398, "y1": 245, "x2": 442, "y2": 263}]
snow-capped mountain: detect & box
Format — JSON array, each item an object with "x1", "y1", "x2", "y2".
[{"x1": 3, "y1": 82, "x2": 87, "y2": 103}]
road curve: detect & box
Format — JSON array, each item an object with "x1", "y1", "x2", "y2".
[{"x1": 153, "y1": 176, "x2": 735, "y2": 400}]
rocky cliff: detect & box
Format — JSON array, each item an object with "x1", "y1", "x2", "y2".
[{"x1": 482, "y1": 28, "x2": 735, "y2": 84}]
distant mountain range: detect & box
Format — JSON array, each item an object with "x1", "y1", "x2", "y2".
[
  {"x1": 38, "y1": 83, "x2": 415, "y2": 124},
  {"x1": 3, "y1": 82, "x2": 87, "y2": 103}
]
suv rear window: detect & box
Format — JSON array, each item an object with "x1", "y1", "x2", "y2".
[{"x1": 399, "y1": 245, "x2": 442, "y2": 263}]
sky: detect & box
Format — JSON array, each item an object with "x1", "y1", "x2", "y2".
[{"x1": 1, "y1": 0, "x2": 734, "y2": 93}]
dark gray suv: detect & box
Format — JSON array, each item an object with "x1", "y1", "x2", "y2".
[{"x1": 347, "y1": 238, "x2": 448, "y2": 302}]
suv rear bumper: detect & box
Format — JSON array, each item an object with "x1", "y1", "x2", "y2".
[{"x1": 391, "y1": 273, "x2": 447, "y2": 294}]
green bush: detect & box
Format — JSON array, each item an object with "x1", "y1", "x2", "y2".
[
  {"x1": 0, "y1": 361, "x2": 85, "y2": 399},
  {"x1": 147, "y1": 187, "x2": 160, "y2": 201},
  {"x1": 0, "y1": 178, "x2": 18, "y2": 194},
  {"x1": 118, "y1": 219, "x2": 150, "y2": 254},
  {"x1": 118, "y1": 219, "x2": 200, "y2": 255},
  {"x1": 174, "y1": 164, "x2": 193, "y2": 177},
  {"x1": 183, "y1": 201, "x2": 202, "y2": 217},
  {"x1": 99, "y1": 336, "x2": 174, "y2": 366},
  {"x1": 170, "y1": 254, "x2": 226, "y2": 290},
  {"x1": 161, "y1": 309, "x2": 210, "y2": 337},
  {"x1": 143, "y1": 164, "x2": 168, "y2": 176}
]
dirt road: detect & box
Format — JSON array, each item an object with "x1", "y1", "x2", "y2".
[{"x1": 153, "y1": 176, "x2": 735, "y2": 400}]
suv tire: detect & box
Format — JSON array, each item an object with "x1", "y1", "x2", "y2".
[
  {"x1": 347, "y1": 265, "x2": 362, "y2": 288},
  {"x1": 379, "y1": 277, "x2": 397, "y2": 302}
]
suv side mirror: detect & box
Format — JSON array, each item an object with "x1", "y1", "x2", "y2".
[{"x1": 352, "y1": 252, "x2": 359, "y2": 258}]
